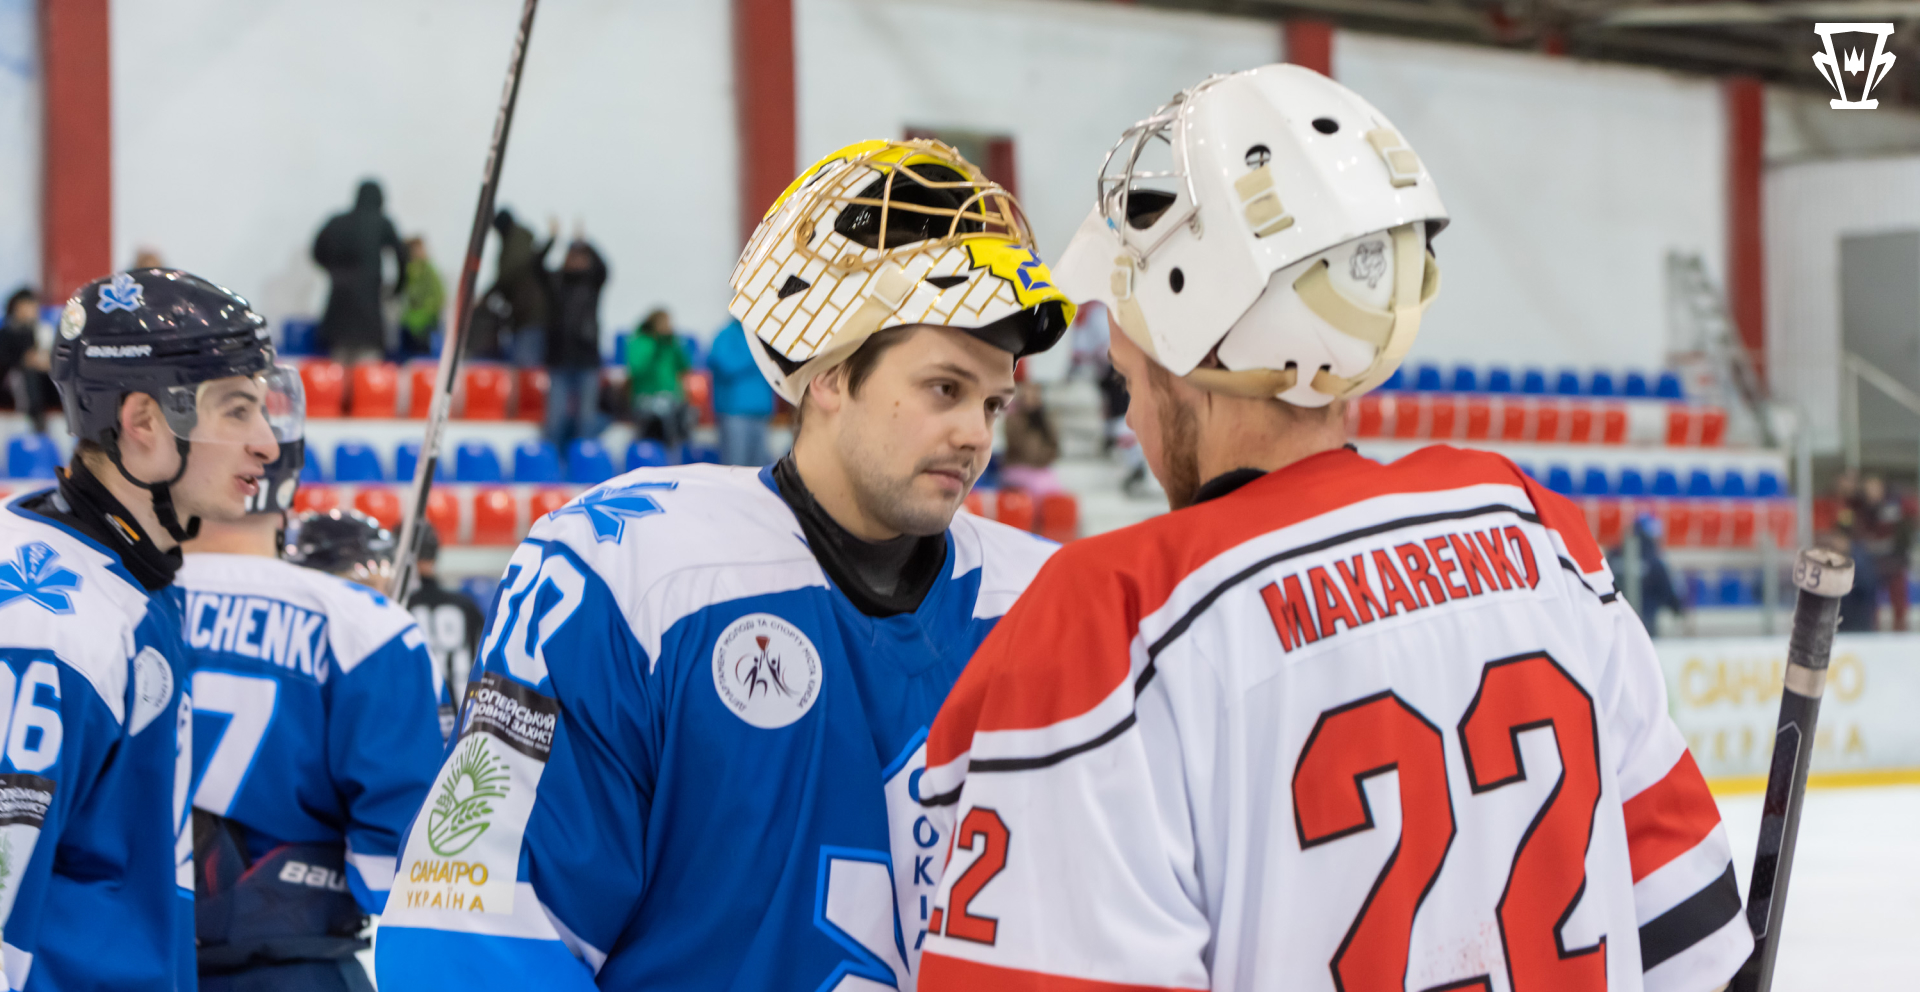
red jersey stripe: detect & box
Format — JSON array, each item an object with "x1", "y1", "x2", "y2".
[
  {"x1": 1623, "y1": 749, "x2": 1723, "y2": 883},
  {"x1": 921, "y1": 952, "x2": 1206, "y2": 992},
  {"x1": 1517, "y1": 473, "x2": 1606, "y2": 575}
]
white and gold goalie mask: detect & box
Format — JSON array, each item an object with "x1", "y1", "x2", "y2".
[{"x1": 729, "y1": 139, "x2": 1075, "y2": 404}]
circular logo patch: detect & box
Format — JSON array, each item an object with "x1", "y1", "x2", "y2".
[
  {"x1": 58, "y1": 300, "x2": 85, "y2": 339},
  {"x1": 712, "y1": 613, "x2": 822, "y2": 729}
]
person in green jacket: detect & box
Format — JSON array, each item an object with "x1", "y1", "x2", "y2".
[
  {"x1": 398, "y1": 236, "x2": 445, "y2": 360},
  {"x1": 625, "y1": 308, "x2": 692, "y2": 457}
]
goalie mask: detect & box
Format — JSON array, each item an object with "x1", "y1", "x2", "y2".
[
  {"x1": 1052, "y1": 64, "x2": 1448, "y2": 407},
  {"x1": 729, "y1": 139, "x2": 1075, "y2": 404}
]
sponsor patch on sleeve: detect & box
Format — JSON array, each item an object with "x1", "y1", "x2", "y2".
[
  {"x1": 389, "y1": 672, "x2": 557, "y2": 916},
  {"x1": 0, "y1": 774, "x2": 54, "y2": 924}
]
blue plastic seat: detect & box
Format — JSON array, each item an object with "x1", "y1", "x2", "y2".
[
  {"x1": 1685, "y1": 469, "x2": 1716, "y2": 498},
  {"x1": 332, "y1": 442, "x2": 383, "y2": 483},
  {"x1": 5, "y1": 434, "x2": 58, "y2": 479},
  {"x1": 1756, "y1": 470, "x2": 1784, "y2": 498},
  {"x1": 1617, "y1": 467, "x2": 1646, "y2": 497},
  {"x1": 1652, "y1": 469, "x2": 1681, "y2": 497},
  {"x1": 1655, "y1": 371, "x2": 1685, "y2": 400},
  {"x1": 686, "y1": 445, "x2": 722, "y2": 465},
  {"x1": 1720, "y1": 470, "x2": 1749, "y2": 498},
  {"x1": 395, "y1": 440, "x2": 450, "y2": 484},
  {"x1": 1515, "y1": 463, "x2": 1537, "y2": 481},
  {"x1": 513, "y1": 440, "x2": 561, "y2": 483},
  {"x1": 1589, "y1": 371, "x2": 1616, "y2": 397},
  {"x1": 299, "y1": 453, "x2": 323, "y2": 483},
  {"x1": 1580, "y1": 467, "x2": 1610, "y2": 496},
  {"x1": 1554, "y1": 369, "x2": 1583, "y2": 396},
  {"x1": 460, "y1": 576, "x2": 501, "y2": 623},
  {"x1": 1546, "y1": 465, "x2": 1575, "y2": 495},
  {"x1": 1623, "y1": 370, "x2": 1650, "y2": 397},
  {"x1": 1450, "y1": 366, "x2": 1479, "y2": 393},
  {"x1": 626, "y1": 440, "x2": 669, "y2": 471},
  {"x1": 567, "y1": 440, "x2": 615, "y2": 484},
  {"x1": 1485, "y1": 366, "x2": 1513, "y2": 393},
  {"x1": 1684, "y1": 570, "x2": 1709, "y2": 607},
  {"x1": 1717, "y1": 571, "x2": 1746, "y2": 606},
  {"x1": 279, "y1": 318, "x2": 321, "y2": 357},
  {"x1": 454, "y1": 441, "x2": 503, "y2": 483},
  {"x1": 1381, "y1": 366, "x2": 1406, "y2": 391},
  {"x1": 1413, "y1": 363, "x2": 1444, "y2": 392},
  {"x1": 1520, "y1": 369, "x2": 1548, "y2": 395}
]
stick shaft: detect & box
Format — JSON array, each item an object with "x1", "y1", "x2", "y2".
[
  {"x1": 391, "y1": 0, "x2": 540, "y2": 605},
  {"x1": 1729, "y1": 587, "x2": 1842, "y2": 992}
]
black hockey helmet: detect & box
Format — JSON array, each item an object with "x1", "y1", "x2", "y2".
[
  {"x1": 416, "y1": 519, "x2": 441, "y2": 563},
  {"x1": 245, "y1": 437, "x2": 306, "y2": 515},
  {"x1": 51, "y1": 269, "x2": 302, "y2": 538},
  {"x1": 284, "y1": 509, "x2": 395, "y2": 577}
]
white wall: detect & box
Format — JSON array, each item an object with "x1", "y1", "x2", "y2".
[
  {"x1": 111, "y1": 0, "x2": 738, "y2": 345},
  {"x1": 1337, "y1": 35, "x2": 1727, "y2": 376},
  {"x1": 797, "y1": 0, "x2": 1282, "y2": 265},
  {"x1": 0, "y1": 0, "x2": 37, "y2": 297},
  {"x1": 1766, "y1": 155, "x2": 1920, "y2": 454}
]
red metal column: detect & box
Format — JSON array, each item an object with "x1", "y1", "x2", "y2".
[
  {"x1": 40, "y1": 0, "x2": 113, "y2": 300},
  {"x1": 1725, "y1": 76, "x2": 1766, "y2": 386},
  {"x1": 734, "y1": 0, "x2": 797, "y2": 248},
  {"x1": 1287, "y1": 19, "x2": 1334, "y2": 77}
]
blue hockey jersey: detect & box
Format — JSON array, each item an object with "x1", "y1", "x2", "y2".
[
  {"x1": 0, "y1": 498, "x2": 195, "y2": 992},
  {"x1": 177, "y1": 553, "x2": 446, "y2": 914},
  {"x1": 375, "y1": 464, "x2": 1055, "y2": 990}
]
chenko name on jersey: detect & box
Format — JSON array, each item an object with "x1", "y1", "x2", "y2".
[{"x1": 183, "y1": 591, "x2": 331, "y2": 680}]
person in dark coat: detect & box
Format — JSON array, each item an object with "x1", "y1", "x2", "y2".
[
  {"x1": 312, "y1": 180, "x2": 406, "y2": 365},
  {"x1": 486, "y1": 209, "x2": 555, "y2": 368},
  {"x1": 1, "y1": 287, "x2": 53, "y2": 432},
  {"x1": 543, "y1": 236, "x2": 609, "y2": 454}
]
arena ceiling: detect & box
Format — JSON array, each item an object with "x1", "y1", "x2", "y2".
[{"x1": 1149, "y1": 0, "x2": 1920, "y2": 104}]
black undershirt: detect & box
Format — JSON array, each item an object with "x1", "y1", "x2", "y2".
[
  {"x1": 772, "y1": 455, "x2": 947, "y2": 618},
  {"x1": 19, "y1": 460, "x2": 182, "y2": 591},
  {"x1": 1192, "y1": 467, "x2": 1268, "y2": 505}
]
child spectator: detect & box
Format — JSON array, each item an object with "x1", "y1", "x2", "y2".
[
  {"x1": 397, "y1": 236, "x2": 445, "y2": 360},
  {"x1": 625, "y1": 308, "x2": 692, "y2": 457}
]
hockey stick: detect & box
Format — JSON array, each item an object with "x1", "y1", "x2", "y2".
[
  {"x1": 391, "y1": 0, "x2": 541, "y2": 606},
  {"x1": 1727, "y1": 547, "x2": 1853, "y2": 992}
]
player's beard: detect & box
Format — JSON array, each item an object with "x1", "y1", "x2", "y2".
[
  {"x1": 1152, "y1": 365, "x2": 1203, "y2": 511},
  {"x1": 840, "y1": 436, "x2": 975, "y2": 537}
]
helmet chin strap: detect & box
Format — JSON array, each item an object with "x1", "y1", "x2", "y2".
[{"x1": 105, "y1": 435, "x2": 202, "y2": 543}]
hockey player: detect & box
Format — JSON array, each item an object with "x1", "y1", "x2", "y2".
[
  {"x1": 375, "y1": 139, "x2": 1072, "y2": 990},
  {"x1": 917, "y1": 66, "x2": 1750, "y2": 992},
  {"x1": 402, "y1": 522, "x2": 485, "y2": 734},
  {"x1": 0, "y1": 269, "x2": 298, "y2": 990},
  {"x1": 181, "y1": 474, "x2": 445, "y2": 990}
]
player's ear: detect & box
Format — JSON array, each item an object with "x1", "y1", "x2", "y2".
[
  {"x1": 118, "y1": 392, "x2": 168, "y2": 454},
  {"x1": 806, "y1": 365, "x2": 850, "y2": 418}
]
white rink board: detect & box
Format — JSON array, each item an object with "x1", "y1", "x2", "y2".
[{"x1": 1656, "y1": 634, "x2": 1920, "y2": 781}]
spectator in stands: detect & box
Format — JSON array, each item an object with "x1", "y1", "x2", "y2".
[
  {"x1": 397, "y1": 236, "x2": 445, "y2": 361},
  {"x1": 626, "y1": 308, "x2": 692, "y2": 458},
  {"x1": 1611, "y1": 512, "x2": 1686, "y2": 636},
  {"x1": 544, "y1": 235, "x2": 610, "y2": 455},
  {"x1": 1846, "y1": 473, "x2": 1911, "y2": 631},
  {"x1": 1000, "y1": 379, "x2": 1063, "y2": 496},
  {"x1": 130, "y1": 247, "x2": 165, "y2": 269},
  {"x1": 486, "y1": 209, "x2": 556, "y2": 368},
  {"x1": 313, "y1": 180, "x2": 406, "y2": 365},
  {"x1": 708, "y1": 318, "x2": 773, "y2": 466},
  {"x1": 1, "y1": 287, "x2": 52, "y2": 433}
]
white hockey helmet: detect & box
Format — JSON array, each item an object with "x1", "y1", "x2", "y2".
[
  {"x1": 1053, "y1": 64, "x2": 1447, "y2": 407},
  {"x1": 729, "y1": 139, "x2": 1075, "y2": 405}
]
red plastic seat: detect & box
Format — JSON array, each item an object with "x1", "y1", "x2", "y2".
[
  {"x1": 352, "y1": 487, "x2": 402, "y2": 531},
  {"x1": 408, "y1": 364, "x2": 438, "y2": 419},
  {"x1": 292, "y1": 485, "x2": 339, "y2": 515},
  {"x1": 1698, "y1": 407, "x2": 1728, "y2": 447},
  {"x1": 1812, "y1": 496, "x2": 1838, "y2": 534},
  {"x1": 1499, "y1": 400, "x2": 1527, "y2": 442},
  {"x1": 1601, "y1": 405, "x2": 1627, "y2": 445},
  {"x1": 517, "y1": 368, "x2": 550, "y2": 424},
  {"x1": 996, "y1": 490, "x2": 1035, "y2": 532},
  {"x1": 1353, "y1": 395, "x2": 1384, "y2": 438},
  {"x1": 1532, "y1": 402, "x2": 1561, "y2": 443},
  {"x1": 1767, "y1": 501, "x2": 1797, "y2": 548},
  {"x1": 1662, "y1": 500, "x2": 1693, "y2": 548},
  {"x1": 528, "y1": 487, "x2": 571, "y2": 522},
  {"x1": 963, "y1": 491, "x2": 987, "y2": 518},
  {"x1": 1665, "y1": 406, "x2": 1693, "y2": 446},
  {"x1": 683, "y1": 370, "x2": 715, "y2": 427},
  {"x1": 1426, "y1": 396, "x2": 1457, "y2": 439},
  {"x1": 426, "y1": 488, "x2": 461, "y2": 544},
  {"x1": 1730, "y1": 504, "x2": 1757, "y2": 547},
  {"x1": 1695, "y1": 502, "x2": 1726, "y2": 547},
  {"x1": 471, "y1": 487, "x2": 520, "y2": 545},
  {"x1": 463, "y1": 366, "x2": 513, "y2": 420},
  {"x1": 1593, "y1": 499, "x2": 1624, "y2": 548},
  {"x1": 1463, "y1": 398, "x2": 1491, "y2": 440},
  {"x1": 1390, "y1": 395, "x2": 1424, "y2": 439},
  {"x1": 300, "y1": 360, "x2": 346, "y2": 418},
  {"x1": 348, "y1": 362, "x2": 398, "y2": 418},
  {"x1": 1566, "y1": 403, "x2": 1594, "y2": 444},
  {"x1": 1038, "y1": 492, "x2": 1079, "y2": 543}
]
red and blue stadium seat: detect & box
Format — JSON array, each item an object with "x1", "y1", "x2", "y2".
[
  {"x1": 6, "y1": 434, "x2": 58, "y2": 479},
  {"x1": 350, "y1": 362, "x2": 399, "y2": 418},
  {"x1": 454, "y1": 441, "x2": 504, "y2": 483},
  {"x1": 332, "y1": 442, "x2": 384, "y2": 483},
  {"x1": 566, "y1": 440, "x2": 615, "y2": 484},
  {"x1": 513, "y1": 440, "x2": 561, "y2": 483}
]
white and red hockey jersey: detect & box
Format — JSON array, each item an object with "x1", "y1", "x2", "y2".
[{"x1": 917, "y1": 446, "x2": 1748, "y2": 992}]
